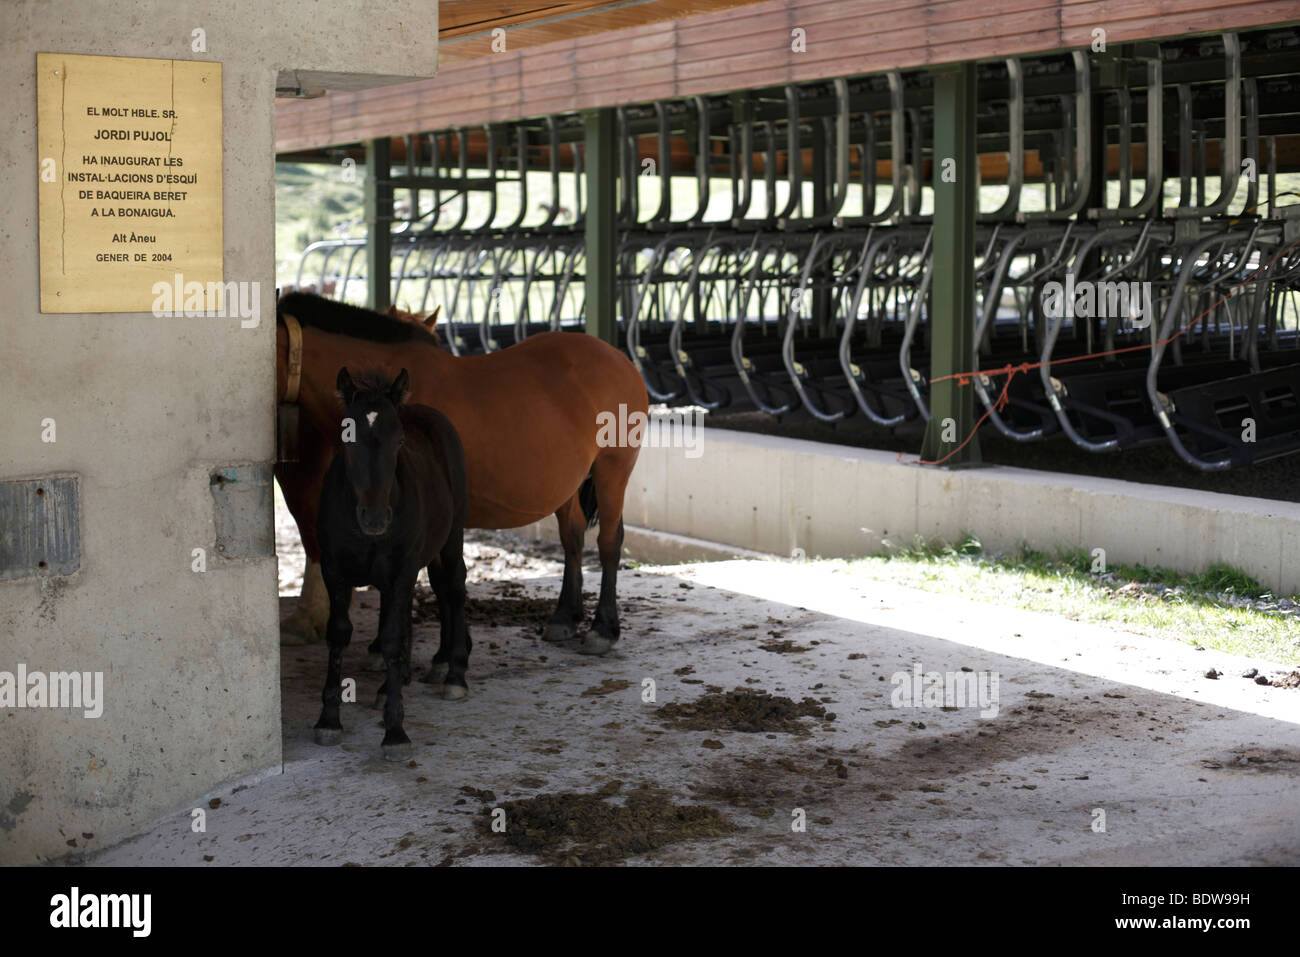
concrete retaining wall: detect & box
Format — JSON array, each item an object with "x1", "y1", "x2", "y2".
[{"x1": 527, "y1": 428, "x2": 1300, "y2": 596}]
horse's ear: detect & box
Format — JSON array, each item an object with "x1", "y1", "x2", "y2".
[
  {"x1": 390, "y1": 368, "x2": 410, "y2": 405},
  {"x1": 424, "y1": 305, "x2": 441, "y2": 328},
  {"x1": 336, "y1": 367, "x2": 357, "y2": 405}
]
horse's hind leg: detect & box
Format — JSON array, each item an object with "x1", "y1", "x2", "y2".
[
  {"x1": 426, "y1": 534, "x2": 472, "y2": 700},
  {"x1": 313, "y1": 573, "x2": 354, "y2": 744},
  {"x1": 364, "y1": 632, "x2": 384, "y2": 671},
  {"x1": 377, "y1": 578, "x2": 416, "y2": 760},
  {"x1": 543, "y1": 493, "x2": 587, "y2": 643},
  {"x1": 580, "y1": 455, "x2": 634, "y2": 656},
  {"x1": 277, "y1": 456, "x2": 332, "y2": 646},
  {"x1": 421, "y1": 557, "x2": 451, "y2": 678}
]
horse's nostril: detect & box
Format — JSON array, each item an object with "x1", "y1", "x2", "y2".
[{"x1": 356, "y1": 505, "x2": 390, "y2": 534}]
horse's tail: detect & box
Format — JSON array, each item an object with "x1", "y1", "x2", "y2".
[{"x1": 579, "y1": 473, "x2": 599, "y2": 529}]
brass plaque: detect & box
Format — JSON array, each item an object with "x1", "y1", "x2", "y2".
[{"x1": 37, "y1": 53, "x2": 223, "y2": 313}]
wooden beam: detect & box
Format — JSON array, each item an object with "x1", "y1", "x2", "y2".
[{"x1": 278, "y1": 0, "x2": 1300, "y2": 153}]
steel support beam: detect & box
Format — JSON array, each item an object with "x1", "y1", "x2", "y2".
[
  {"x1": 365, "y1": 137, "x2": 393, "y2": 312},
  {"x1": 584, "y1": 108, "x2": 617, "y2": 343},
  {"x1": 811, "y1": 118, "x2": 832, "y2": 334},
  {"x1": 922, "y1": 62, "x2": 981, "y2": 466}
]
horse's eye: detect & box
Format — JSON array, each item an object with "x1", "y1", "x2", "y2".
[{"x1": 397, "y1": 437, "x2": 405, "y2": 447}]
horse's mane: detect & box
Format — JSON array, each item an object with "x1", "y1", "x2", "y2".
[{"x1": 277, "y1": 292, "x2": 440, "y2": 346}]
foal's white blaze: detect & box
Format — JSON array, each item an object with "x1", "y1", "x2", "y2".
[{"x1": 366, "y1": 411, "x2": 379, "y2": 427}]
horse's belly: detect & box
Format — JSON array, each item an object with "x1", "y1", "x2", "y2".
[
  {"x1": 463, "y1": 485, "x2": 576, "y2": 531},
  {"x1": 420, "y1": 333, "x2": 646, "y2": 531}
]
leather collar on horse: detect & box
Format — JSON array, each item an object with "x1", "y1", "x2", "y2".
[{"x1": 277, "y1": 311, "x2": 304, "y2": 462}]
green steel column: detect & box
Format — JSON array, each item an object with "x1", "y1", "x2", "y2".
[
  {"x1": 921, "y1": 62, "x2": 981, "y2": 466},
  {"x1": 365, "y1": 137, "x2": 393, "y2": 312},
  {"x1": 1082, "y1": 85, "x2": 1108, "y2": 278},
  {"x1": 811, "y1": 119, "x2": 831, "y2": 335},
  {"x1": 584, "y1": 108, "x2": 617, "y2": 344}
]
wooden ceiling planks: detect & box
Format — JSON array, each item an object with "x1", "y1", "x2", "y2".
[
  {"x1": 276, "y1": 0, "x2": 1300, "y2": 154},
  {"x1": 436, "y1": 0, "x2": 758, "y2": 64},
  {"x1": 439, "y1": 1, "x2": 624, "y2": 40}
]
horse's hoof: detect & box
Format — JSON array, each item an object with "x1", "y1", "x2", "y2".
[
  {"x1": 382, "y1": 741, "x2": 413, "y2": 761},
  {"x1": 442, "y1": 683, "x2": 468, "y2": 701},
  {"x1": 314, "y1": 727, "x2": 342, "y2": 746},
  {"x1": 543, "y1": 622, "x2": 576, "y2": 643},
  {"x1": 363, "y1": 652, "x2": 385, "y2": 672},
  {"x1": 577, "y1": 634, "x2": 614, "y2": 656}
]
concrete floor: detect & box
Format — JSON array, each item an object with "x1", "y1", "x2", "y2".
[{"x1": 87, "y1": 525, "x2": 1300, "y2": 867}]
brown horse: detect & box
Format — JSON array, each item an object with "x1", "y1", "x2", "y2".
[
  {"x1": 275, "y1": 293, "x2": 647, "y2": 656},
  {"x1": 385, "y1": 303, "x2": 442, "y2": 343}
]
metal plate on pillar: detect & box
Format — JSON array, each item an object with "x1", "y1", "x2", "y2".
[
  {"x1": 0, "y1": 476, "x2": 81, "y2": 580},
  {"x1": 210, "y1": 465, "x2": 274, "y2": 560}
]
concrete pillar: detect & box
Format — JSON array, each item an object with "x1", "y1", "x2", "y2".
[{"x1": 0, "y1": 0, "x2": 436, "y2": 864}]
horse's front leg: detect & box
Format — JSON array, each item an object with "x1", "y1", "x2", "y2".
[
  {"x1": 378, "y1": 577, "x2": 416, "y2": 760},
  {"x1": 313, "y1": 574, "x2": 354, "y2": 744},
  {"x1": 373, "y1": 588, "x2": 415, "y2": 710},
  {"x1": 364, "y1": 588, "x2": 412, "y2": 673}
]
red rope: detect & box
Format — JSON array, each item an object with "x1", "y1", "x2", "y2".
[{"x1": 901, "y1": 235, "x2": 1300, "y2": 467}]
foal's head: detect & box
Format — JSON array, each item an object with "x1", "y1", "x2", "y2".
[{"x1": 336, "y1": 366, "x2": 411, "y2": 536}]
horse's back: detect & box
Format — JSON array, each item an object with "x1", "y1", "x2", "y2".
[{"x1": 468, "y1": 331, "x2": 648, "y2": 410}]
